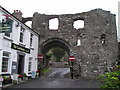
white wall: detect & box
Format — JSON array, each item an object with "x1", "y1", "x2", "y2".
[
  {"x1": 118, "y1": 1, "x2": 120, "y2": 42},
  {"x1": 23, "y1": 30, "x2": 38, "y2": 75},
  {"x1": 0, "y1": 51, "x2": 3, "y2": 74},
  {"x1": 0, "y1": 9, "x2": 39, "y2": 75}
]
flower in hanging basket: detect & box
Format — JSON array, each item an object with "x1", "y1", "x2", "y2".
[
  {"x1": 23, "y1": 73, "x2": 27, "y2": 77},
  {"x1": 18, "y1": 75, "x2": 23, "y2": 78},
  {"x1": 36, "y1": 70, "x2": 39, "y2": 73}
]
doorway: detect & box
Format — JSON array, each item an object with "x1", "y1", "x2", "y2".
[{"x1": 17, "y1": 55, "x2": 25, "y2": 75}]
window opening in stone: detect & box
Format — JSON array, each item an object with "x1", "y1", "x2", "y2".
[
  {"x1": 73, "y1": 20, "x2": 84, "y2": 29},
  {"x1": 25, "y1": 21, "x2": 32, "y2": 28},
  {"x1": 49, "y1": 18, "x2": 59, "y2": 30},
  {"x1": 77, "y1": 39, "x2": 81, "y2": 46},
  {"x1": 100, "y1": 34, "x2": 106, "y2": 45}
]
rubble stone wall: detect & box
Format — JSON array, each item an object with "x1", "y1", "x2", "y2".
[{"x1": 32, "y1": 9, "x2": 118, "y2": 78}]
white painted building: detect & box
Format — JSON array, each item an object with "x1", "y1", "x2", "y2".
[{"x1": 0, "y1": 6, "x2": 39, "y2": 77}]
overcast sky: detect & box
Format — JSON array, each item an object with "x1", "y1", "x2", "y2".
[
  {"x1": 1, "y1": 0, "x2": 120, "y2": 40},
  {"x1": 1, "y1": 0, "x2": 119, "y2": 16}
]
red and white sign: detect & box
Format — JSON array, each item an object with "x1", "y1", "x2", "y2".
[
  {"x1": 69, "y1": 56, "x2": 75, "y2": 62},
  {"x1": 38, "y1": 54, "x2": 43, "y2": 60},
  {"x1": 3, "y1": 14, "x2": 11, "y2": 19}
]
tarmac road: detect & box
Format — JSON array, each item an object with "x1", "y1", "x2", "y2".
[{"x1": 7, "y1": 68, "x2": 101, "y2": 88}]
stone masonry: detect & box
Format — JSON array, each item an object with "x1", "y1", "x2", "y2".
[{"x1": 31, "y1": 9, "x2": 118, "y2": 78}]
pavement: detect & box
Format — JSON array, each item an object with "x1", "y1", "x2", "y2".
[
  {"x1": 2, "y1": 79, "x2": 26, "y2": 88},
  {"x1": 1, "y1": 77, "x2": 37, "y2": 89}
]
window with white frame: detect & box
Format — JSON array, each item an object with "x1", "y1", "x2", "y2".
[
  {"x1": 2, "y1": 52, "x2": 10, "y2": 72},
  {"x1": 28, "y1": 57, "x2": 32, "y2": 72},
  {"x1": 19, "y1": 26, "x2": 25, "y2": 43},
  {"x1": 30, "y1": 33, "x2": 33, "y2": 47}
]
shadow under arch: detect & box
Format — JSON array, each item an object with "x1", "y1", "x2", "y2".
[{"x1": 41, "y1": 37, "x2": 70, "y2": 67}]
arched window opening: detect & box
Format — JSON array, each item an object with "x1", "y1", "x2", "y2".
[
  {"x1": 100, "y1": 34, "x2": 106, "y2": 45},
  {"x1": 77, "y1": 39, "x2": 81, "y2": 46}
]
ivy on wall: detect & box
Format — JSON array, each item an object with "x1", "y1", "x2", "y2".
[{"x1": 99, "y1": 65, "x2": 120, "y2": 89}]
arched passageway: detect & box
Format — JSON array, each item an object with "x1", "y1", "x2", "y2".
[{"x1": 41, "y1": 38, "x2": 70, "y2": 68}]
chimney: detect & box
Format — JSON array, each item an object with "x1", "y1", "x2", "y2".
[{"x1": 12, "y1": 10, "x2": 22, "y2": 21}]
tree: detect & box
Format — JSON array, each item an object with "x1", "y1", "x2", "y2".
[{"x1": 52, "y1": 47, "x2": 65, "y2": 62}]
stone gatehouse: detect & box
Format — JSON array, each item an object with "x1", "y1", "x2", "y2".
[{"x1": 28, "y1": 9, "x2": 118, "y2": 78}]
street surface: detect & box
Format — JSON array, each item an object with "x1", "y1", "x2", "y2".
[
  {"x1": 47, "y1": 68, "x2": 70, "y2": 78},
  {"x1": 7, "y1": 68, "x2": 101, "y2": 88}
]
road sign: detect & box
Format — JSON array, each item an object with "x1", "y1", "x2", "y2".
[
  {"x1": 38, "y1": 54, "x2": 43, "y2": 60},
  {"x1": 69, "y1": 56, "x2": 75, "y2": 62}
]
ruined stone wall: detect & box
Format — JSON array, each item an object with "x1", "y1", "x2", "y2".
[{"x1": 32, "y1": 9, "x2": 118, "y2": 78}]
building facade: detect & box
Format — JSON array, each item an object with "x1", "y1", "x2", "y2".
[{"x1": 0, "y1": 6, "x2": 39, "y2": 77}]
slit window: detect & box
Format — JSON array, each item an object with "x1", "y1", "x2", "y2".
[
  {"x1": 77, "y1": 39, "x2": 81, "y2": 46},
  {"x1": 100, "y1": 34, "x2": 106, "y2": 45}
]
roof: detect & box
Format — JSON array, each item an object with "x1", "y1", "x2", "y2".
[{"x1": 0, "y1": 5, "x2": 39, "y2": 36}]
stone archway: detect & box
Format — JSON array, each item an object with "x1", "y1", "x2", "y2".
[{"x1": 41, "y1": 37, "x2": 70, "y2": 67}]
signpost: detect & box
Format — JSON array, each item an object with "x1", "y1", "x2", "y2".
[
  {"x1": 38, "y1": 54, "x2": 43, "y2": 60},
  {"x1": 37, "y1": 54, "x2": 44, "y2": 77},
  {"x1": 69, "y1": 56, "x2": 75, "y2": 79},
  {"x1": 69, "y1": 56, "x2": 75, "y2": 62}
]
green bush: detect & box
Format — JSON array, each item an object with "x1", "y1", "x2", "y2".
[
  {"x1": 99, "y1": 65, "x2": 120, "y2": 89},
  {"x1": 43, "y1": 68, "x2": 49, "y2": 73}
]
